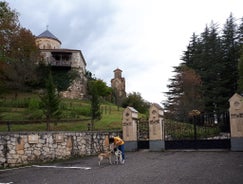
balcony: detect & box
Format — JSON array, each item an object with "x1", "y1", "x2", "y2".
[
  {"x1": 49, "y1": 51, "x2": 72, "y2": 67},
  {"x1": 50, "y1": 57, "x2": 72, "y2": 67}
]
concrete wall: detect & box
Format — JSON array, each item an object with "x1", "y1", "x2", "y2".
[{"x1": 0, "y1": 131, "x2": 121, "y2": 168}]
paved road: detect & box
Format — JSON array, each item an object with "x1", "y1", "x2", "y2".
[{"x1": 0, "y1": 150, "x2": 243, "y2": 184}]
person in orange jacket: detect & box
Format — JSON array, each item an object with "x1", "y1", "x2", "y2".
[{"x1": 109, "y1": 136, "x2": 125, "y2": 164}]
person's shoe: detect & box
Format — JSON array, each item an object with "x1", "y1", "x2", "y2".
[{"x1": 121, "y1": 159, "x2": 125, "y2": 164}]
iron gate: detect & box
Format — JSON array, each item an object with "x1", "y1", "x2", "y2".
[
  {"x1": 137, "y1": 119, "x2": 149, "y2": 149},
  {"x1": 165, "y1": 112, "x2": 231, "y2": 149}
]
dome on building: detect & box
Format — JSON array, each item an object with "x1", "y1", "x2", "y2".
[
  {"x1": 37, "y1": 29, "x2": 61, "y2": 44},
  {"x1": 36, "y1": 29, "x2": 61, "y2": 49}
]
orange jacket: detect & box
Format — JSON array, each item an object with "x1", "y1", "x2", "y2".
[{"x1": 114, "y1": 136, "x2": 124, "y2": 146}]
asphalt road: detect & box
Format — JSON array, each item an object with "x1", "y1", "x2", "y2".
[{"x1": 0, "y1": 150, "x2": 243, "y2": 184}]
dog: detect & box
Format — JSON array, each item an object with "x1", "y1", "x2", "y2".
[
  {"x1": 114, "y1": 148, "x2": 123, "y2": 164},
  {"x1": 98, "y1": 151, "x2": 113, "y2": 166}
]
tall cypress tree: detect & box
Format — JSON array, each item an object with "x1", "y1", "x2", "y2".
[
  {"x1": 181, "y1": 23, "x2": 223, "y2": 112},
  {"x1": 220, "y1": 14, "x2": 239, "y2": 109},
  {"x1": 40, "y1": 71, "x2": 61, "y2": 130},
  {"x1": 164, "y1": 64, "x2": 202, "y2": 121},
  {"x1": 165, "y1": 14, "x2": 242, "y2": 119},
  {"x1": 201, "y1": 23, "x2": 224, "y2": 112},
  {"x1": 237, "y1": 17, "x2": 243, "y2": 94}
]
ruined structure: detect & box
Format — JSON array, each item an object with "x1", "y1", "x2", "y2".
[
  {"x1": 111, "y1": 68, "x2": 126, "y2": 105},
  {"x1": 35, "y1": 29, "x2": 87, "y2": 99}
]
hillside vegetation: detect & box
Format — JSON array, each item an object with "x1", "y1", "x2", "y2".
[{"x1": 0, "y1": 92, "x2": 124, "y2": 132}]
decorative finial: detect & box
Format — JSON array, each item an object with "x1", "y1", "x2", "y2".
[{"x1": 46, "y1": 25, "x2": 49, "y2": 30}]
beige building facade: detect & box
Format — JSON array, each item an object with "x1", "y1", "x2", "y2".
[{"x1": 36, "y1": 29, "x2": 87, "y2": 99}]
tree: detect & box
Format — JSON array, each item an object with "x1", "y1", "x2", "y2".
[
  {"x1": 0, "y1": 2, "x2": 39, "y2": 91},
  {"x1": 164, "y1": 65, "x2": 202, "y2": 121},
  {"x1": 237, "y1": 47, "x2": 243, "y2": 94},
  {"x1": 122, "y1": 92, "x2": 150, "y2": 114},
  {"x1": 180, "y1": 21, "x2": 232, "y2": 112},
  {"x1": 40, "y1": 71, "x2": 61, "y2": 131},
  {"x1": 199, "y1": 23, "x2": 224, "y2": 112},
  {"x1": 165, "y1": 15, "x2": 242, "y2": 118},
  {"x1": 0, "y1": 1, "x2": 19, "y2": 62},
  {"x1": 87, "y1": 79, "x2": 112, "y2": 129},
  {"x1": 220, "y1": 13, "x2": 239, "y2": 108},
  {"x1": 237, "y1": 18, "x2": 243, "y2": 93}
]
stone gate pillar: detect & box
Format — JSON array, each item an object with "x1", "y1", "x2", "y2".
[
  {"x1": 122, "y1": 106, "x2": 138, "y2": 151},
  {"x1": 229, "y1": 93, "x2": 243, "y2": 151},
  {"x1": 149, "y1": 103, "x2": 165, "y2": 151}
]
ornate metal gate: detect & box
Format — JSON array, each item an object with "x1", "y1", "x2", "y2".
[
  {"x1": 137, "y1": 119, "x2": 149, "y2": 149},
  {"x1": 165, "y1": 112, "x2": 231, "y2": 149}
]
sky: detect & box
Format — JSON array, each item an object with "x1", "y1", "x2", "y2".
[{"x1": 6, "y1": 0, "x2": 243, "y2": 105}]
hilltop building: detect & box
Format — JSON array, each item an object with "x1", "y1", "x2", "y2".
[
  {"x1": 111, "y1": 68, "x2": 126, "y2": 105},
  {"x1": 35, "y1": 29, "x2": 87, "y2": 99}
]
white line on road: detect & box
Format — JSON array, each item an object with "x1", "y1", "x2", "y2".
[
  {"x1": 0, "y1": 166, "x2": 32, "y2": 172},
  {"x1": 32, "y1": 165, "x2": 91, "y2": 170}
]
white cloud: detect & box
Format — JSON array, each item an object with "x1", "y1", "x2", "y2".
[{"x1": 6, "y1": 0, "x2": 243, "y2": 105}]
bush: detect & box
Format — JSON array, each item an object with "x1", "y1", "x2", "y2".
[
  {"x1": 73, "y1": 106, "x2": 91, "y2": 116},
  {"x1": 28, "y1": 98, "x2": 40, "y2": 110},
  {"x1": 25, "y1": 109, "x2": 44, "y2": 120}
]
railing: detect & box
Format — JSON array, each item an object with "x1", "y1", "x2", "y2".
[{"x1": 49, "y1": 57, "x2": 72, "y2": 67}]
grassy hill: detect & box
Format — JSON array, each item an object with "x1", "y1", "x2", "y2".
[{"x1": 0, "y1": 92, "x2": 124, "y2": 132}]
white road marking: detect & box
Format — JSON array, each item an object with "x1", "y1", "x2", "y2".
[
  {"x1": 32, "y1": 165, "x2": 91, "y2": 170},
  {"x1": 0, "y1": 182, "x2": 13, "y2": 184},
  {"x1": 0, "y1": 166, "x2": 32, "y2": 172},
  {"x1": 0, "y1": 165, "x2": 91, "y2": 172}
]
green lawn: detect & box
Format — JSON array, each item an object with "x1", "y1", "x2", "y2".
[{"x1": 0, "y1": 92, "x2": 124, "y2": 132}]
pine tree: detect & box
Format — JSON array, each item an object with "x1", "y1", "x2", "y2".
[
  {"x1": 40, "y1": 71, "x2": 61, "y2": 131},
  {"x1": 164, "y1": 64, "x2": 202, "y2": 121},
  {"x1": 237, "y1": 48, "x2": 243, "y2": 94},
  {"x1": 180, "y1": 23, "x2": 223, "y2": 112},
  {"x1": 220, "y1": 13, "x2": 239, "y2": 109},
  {"x1": 87, "y1": 79, "x2": 112, "y2": 130},
  {"x1": 237, "y1": 17, "x2": 243, "y2": 93}
]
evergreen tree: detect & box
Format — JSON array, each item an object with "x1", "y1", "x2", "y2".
[
  {"x1": 200, "y1": 23, "x2": 224, "y2": 112},
  {"x1": 237, "y1": 18, "x2": 243, "y2": 93},
  {"x1": 220, "y1": 14, "x2": 239, "y2": 110},
  {"x1": 165, "y1": 15, "x2": 242, "y2": 118},
  {"x1": 87, "y1": 79, "x2": 112, "y2": 130},
  {"x1": 164, "y1": 64, "x2": 202, "y2": 121},
  {"x1": 40, "y1": 71, "x2": 61, "y2": 131},
  {"x1": 237, "y1": 48, "x2": 243, "y2": 94},
  {"x1": 180, "y1": 23, "x2": 223, "y2": 112}
]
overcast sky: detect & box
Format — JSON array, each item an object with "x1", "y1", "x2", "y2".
[{"x1": 6, "y1": 0, "x2": 243, "y2": 105}]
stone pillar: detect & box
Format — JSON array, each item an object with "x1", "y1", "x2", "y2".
[
  {"x1": 149, "y1": 103, "x2": 165, "y2": 151},
  {"x1": 122, "y1": 106, "x2": 138, "y2": 151},
  {"x1": 229, "y1": 93, "x2": 243, "y2": 151}
]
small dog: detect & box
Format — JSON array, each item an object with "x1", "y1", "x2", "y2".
[
  {"x1": 114, "y1": 149, "x2": 123, "y2": 164},
  {"x1": 98, "y1": 151, "x2": 112, "y2": 166}
]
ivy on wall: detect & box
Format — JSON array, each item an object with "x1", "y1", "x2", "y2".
[{"x1": 52, "y1": 68, "x2": 79, "y2": 91}]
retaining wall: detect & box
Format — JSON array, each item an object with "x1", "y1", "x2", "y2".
[{"x1": 0, "y1": 131, "x2": 121, "y2": 168}]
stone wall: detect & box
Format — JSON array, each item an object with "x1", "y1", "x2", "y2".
[{"x1": 0, "y1": 131, "x2": 121, "y2": 168}]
